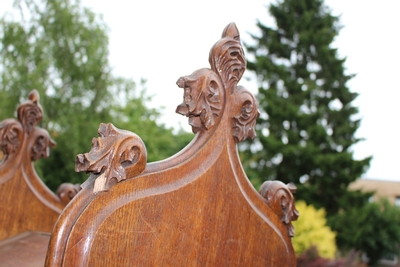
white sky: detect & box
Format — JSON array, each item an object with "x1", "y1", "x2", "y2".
[{"x1": 1, "y1": 0, "x2": 399, "y2": 181}]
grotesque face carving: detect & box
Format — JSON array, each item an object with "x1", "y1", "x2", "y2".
[{"x1": 176, "y1": 68, "x2": 223, "y2": 133}]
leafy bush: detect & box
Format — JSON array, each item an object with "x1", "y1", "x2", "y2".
[
  {"x1": 292, "y1": 201, "x2": 337, "y2": 258},
  {"x1": 329, "y1": 199, "x2": 400, "y2": 266}
]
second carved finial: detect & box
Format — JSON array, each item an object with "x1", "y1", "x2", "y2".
[
  {"x1": 76, "y1": 123, "x2": 147, "y2": 193},
  {"x1": 260, "y1": 181, "x2": 299, "y2": 237}
]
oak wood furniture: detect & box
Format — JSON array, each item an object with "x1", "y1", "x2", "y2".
[
  {"x1": 0, "y1": 90, "x2": 79, "y2": 267},
  {"x1": 44, "y1": 23, "x2": 299, "y2": 267}
]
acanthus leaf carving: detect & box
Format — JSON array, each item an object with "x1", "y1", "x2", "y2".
[
  {"x1": 76, "y1": 123, "x2": 147, "y2": 193},
  {"x1": 31, "y1": 128, "x2": 57, "y2": 161},
  {"x1": 232, "y1": 86, "x2": 260, "y2": 143},
  {"x1": 176, "y1": 23, "x2": 258, "y2": 142},
  {"x1": 17, "y1": 90, "x2": 43, "y2": 135},
  {"x1": 259, "y1": 181, "x2": 299, "y2": 237},
  {"x1": 209, "y1": 22, "x2": 246, "y2": 92},
  {"x1": 176, "y1": 69, "x2": 224, "y2": 133},
  {"x1": 0, "y1": 119, "x2": 23, "y2": 158}
]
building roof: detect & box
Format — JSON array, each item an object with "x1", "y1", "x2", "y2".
[{"x1": 349, "y1": 179, "x2": 400, "y2": 203}]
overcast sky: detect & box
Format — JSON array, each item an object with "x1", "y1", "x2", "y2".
[{"x1": 1, "y1": 0, "x2": 399, "y2": 181}]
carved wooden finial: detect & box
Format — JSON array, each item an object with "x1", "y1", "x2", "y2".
[
  {"x1": 56, "y1": 183, "x2": 81, "y2": 205},
  {"x1": 76, "y1": 123, "x2": 147, "y2": 193},
  {"x1": 259, "y1": 181, "x2": 299, "y2": 237},
  {"x1": 176, "y1": 23, "x2": 259, "y2": 143},
  {"x1": 0, "y1": 89, "x2": 55, "y2": 162}
]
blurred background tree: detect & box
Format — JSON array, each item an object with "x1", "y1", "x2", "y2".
[
  {"x1": 329, "y1": 199, "x2": 400, "y2": 267},
  {"x1": 242, "y1": 0, "x2": 400, "y2": 264},
  {"x1": 243, "y1": 0, "x2": 371, "y2": 216},
  {"x1": 0, "y1": 0, "x2": 192, "y2": 190}
]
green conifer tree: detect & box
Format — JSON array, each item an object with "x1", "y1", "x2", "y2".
[{"x1": 244, "y1": 0, "x2": 371, "y2": 216}]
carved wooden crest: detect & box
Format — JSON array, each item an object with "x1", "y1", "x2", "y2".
[
  {"x1": 176, "y1": 23, "x2": 259, "y2": 142},
  {"x1": 0, "y1": 90, "x2": 55, "y2": 183},
  {"x1": 47, "y1": 23, "x2": 298, "y2": 266}
]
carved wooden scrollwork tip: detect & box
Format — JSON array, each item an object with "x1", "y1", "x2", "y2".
[
  {"x1": 76, "y1": 123, "x2": 147, "y2": 193},
  {"x1": 259, "y1": 181, "x2": 299, "y2": 237}
]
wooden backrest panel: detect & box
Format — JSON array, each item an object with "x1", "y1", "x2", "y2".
[
  {"x1": 0, "y1": 91, "x2": 75, "y2": 240},
  {"x1": 46, "y1": 23, "x2": 298, "y2": 267}
]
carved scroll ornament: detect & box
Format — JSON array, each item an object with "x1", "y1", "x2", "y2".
[
  {"x1": 75, "y1": 123, "x2": 147, "y2": 193},
  {"x1": 259, "y1": 181, "x2": 299, "y2": 237},
  {"x1": 176, "y1": 69, "x2": 223, "y2": 133},
  {"x1": 0, "y1": 90, "x2": 55, "y2": 163},
  {"x1": 176, "y1": 23, "x2": 259, "y2": 142},
  {"x1": 56, "y1": 183, "x2": 81, "y2": 205}
]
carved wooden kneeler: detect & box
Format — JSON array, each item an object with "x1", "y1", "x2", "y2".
[{"x1": 46, "y1": 23, "x2": 298, "y2": 266}]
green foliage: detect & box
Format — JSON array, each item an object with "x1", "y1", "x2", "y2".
[
  {"x1": 241, "y1": 0, "x2": 393, "y2": 261},
  {"x1": 243, "y1": 0, "x2": 371, "y2": 216},
  {"x1": 329, "y1": 199, "x2": 400, "y2": 267},
  {"x1": 0, "y1": 0, "x2": 193, "y2": 190},
  {"x1": 292, "y1": 201, "x2": 337, "y2": 259}
]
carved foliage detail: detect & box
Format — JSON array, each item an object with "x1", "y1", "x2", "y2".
[
  {"x1": 209, "y1": 23, "x2": 246, "y2": 92},
  {"x1": 76, "y1": 123, "x2": 147, "y2": 193},
  {"x1": 0, "y1": 90, "x2": 55, "y2": 161},
  {"x1": 176, "y1": 23, "x2": 258, "y2": 141},
  {"x1": 232, "y1": 86, "x2": 260, "y2": 143},
  {"x1": 0, "y1": 119, "x2": 23, "y2": 156},
  {"x1": 259, "y1": 181, "x2": 299, "y2": 237},
  {"x1": 176, "y1": 69, "x2": 224, "y2": 133},
  {"x1": 17, "y1": 90, "x2": 43, "y2": 135}
]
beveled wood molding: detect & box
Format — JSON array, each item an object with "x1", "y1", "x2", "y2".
[{"x1": 46, "y1": 23, "x2": 297, "y2": 267}]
